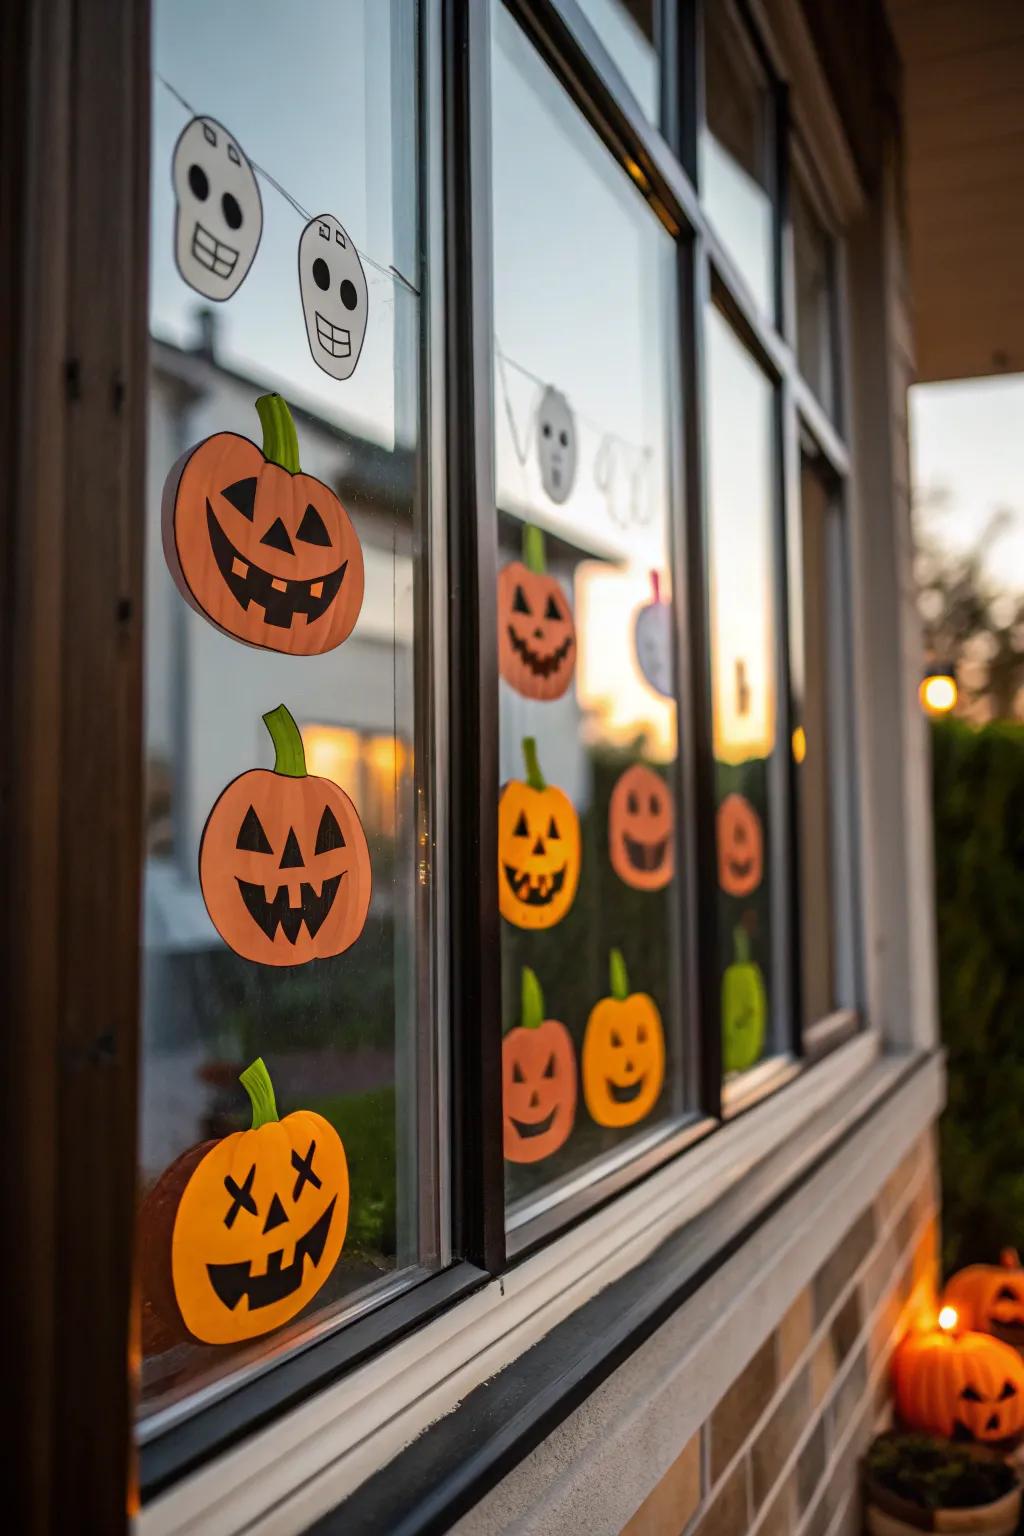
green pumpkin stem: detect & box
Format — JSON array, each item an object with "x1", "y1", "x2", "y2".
[
  {"x1": 521, "y1": 736, "x2": 546, "y2": 791},
  {"x1": 523, "y1": 523, "x2": 546, "y2": 575},
  {"x1": 609, "y1": 948, "x2": 629, "y2": 1001},
  {"x1": 255, "y1": 393, "x2": 301, "y2": 475},
  {"x1": 263, "y1": 704, "x2": 308, "y2": 778},
  {"x1": 521, "y1": 967, "x2": 545, "y2": 1030},
  {"x1": 733, "y1": 926, "x2": 751, "y2": 965},
  {"x1": 239, "y1": 1057, "x2": 280, "y2": 1129}
]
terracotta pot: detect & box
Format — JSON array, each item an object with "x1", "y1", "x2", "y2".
[{"x1": 864, "y1": 1470, "x2": 1022, "y2": 1535}]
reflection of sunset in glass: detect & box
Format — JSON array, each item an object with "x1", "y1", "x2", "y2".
[
  {"x1": 300, "y1": 724, "x2": 409, "y2": 837},
  {"x1": 575, "y1": 561, "x2": 676, "y2": 761}
]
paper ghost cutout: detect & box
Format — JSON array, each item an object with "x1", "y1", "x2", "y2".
[
  {"x1": 634, "y1": 571, "x2": 674, "y2": 698},
  {"x1": 536, "y1": 386, "x2": 577, "y2": 504},
  {"x1": 172, "y1": 117, "x2": 263, "y2": 301},
  {"x1": 298, "y1": 214, "x2": 369, "y2": 381}
]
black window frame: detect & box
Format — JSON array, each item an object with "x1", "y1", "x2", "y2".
[{"x1": 125, "y1": 0, "x2": 864, "y2": 1500}]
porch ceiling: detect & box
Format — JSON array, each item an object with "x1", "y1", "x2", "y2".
[{"x1": 886, "y1": 0, "x2": 1024, "y2": 383}]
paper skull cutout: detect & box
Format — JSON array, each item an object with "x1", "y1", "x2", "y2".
[
  {"x1": 298, "y1": 214, "x2": 369, "y2": 381},
  {"x1": 536, "y1": 387, "x2": 577, "y2": 504},
  {"x1": 634, "y1": 571, "x2": 674, "y2": 698},
  {"x1": 172, "y1": 117, "x2": 263, "y2": 301}
]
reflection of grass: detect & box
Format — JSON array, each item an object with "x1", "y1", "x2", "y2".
[{"x1": 308, "y1": 1085, "x2": 396, "y2": 1259}]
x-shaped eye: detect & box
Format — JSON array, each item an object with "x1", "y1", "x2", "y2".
[
  {"x1": 291, "y1": 1141, "x2": 323, "y2": 1201},
  {"x1": 512, "y1": 1062, "x2": 525, "y2": 1084},
  {"x1": 961, "y1": 1385, "x2": 983, "y2": 1402},
  {"x1": 223, "y1": 1164, "x2": 257, "y2": 1228},
  {"x1": 513, "y1": 584, "x2": 531, "y2": 615},
  {"x1": 544, "y1": 595, "x2": 561, "y2": 621}
]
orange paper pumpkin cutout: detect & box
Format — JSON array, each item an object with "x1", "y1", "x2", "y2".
[
  {"x1": 497, "y1": 525, "x2": 576, "y2": 701},
  {"x1": 200, "y1": 704, "x2": 371, "y2": 966},
  {"x1": 944, "y1": 1250, "x2": 1024, "y2": 1349},
  {"x1": 716, "y1": 792, "x2": 763, "y2": 898},
  {"x1": 502, "y1": 968, "x2": 577, "y2": 1164},
  {"x1": 162, "y1": 393, "x2": 365, "y2": 655},
  {"x1": 141, "y1": 1058, "x2": 349, "y2": 1346},
  {"x1": 609, "y1": 762, "x2": 674, "y2": 891},
  {"x1": 498, "y1": 737, "x2": 580, "y2": 930},
  {"x1": 893, "y1": 1324, "x2": 1024, "y2": 1444},
  {"x1": 582, "y1": 950, "x2": 665, "y2": 1128}
]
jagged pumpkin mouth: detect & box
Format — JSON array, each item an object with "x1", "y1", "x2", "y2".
[
  {"x1": 623, "y1": 833, "x2": 668, "y2": 872},
  {"x1": 507, "y1": 625, "x2": 573, "y2": 679},
  {"x1": 206, "y1": 1197, "x2": 337, "y2": 1312},
  {"x1": 207, "y1": 501, "x2": 347, "y2": 629},
  {"x1": 509, "y1": 1105, "x2": 558, "y2": 1140},
  {"x1": 502, "y1": 863, "x2": 567, "y2": 907},
  {"x1": 237, "y1": 873, "x2": 344, "y2": 944}
]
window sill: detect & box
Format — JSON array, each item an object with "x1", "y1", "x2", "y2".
[{"x1": 140, "y1": 1032, "x2": 944, "y2": 1536}]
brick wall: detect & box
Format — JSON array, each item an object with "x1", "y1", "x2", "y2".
[{"x1": 620, "y1": 1129, "x2": 940, "y2": 1536}]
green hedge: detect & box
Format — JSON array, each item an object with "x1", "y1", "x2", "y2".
[{"x1": 932, "y1": 717, "x2": 1024, "y2": 1274}]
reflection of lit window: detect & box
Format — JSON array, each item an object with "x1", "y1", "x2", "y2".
[
  {"x1": 575, "y1": 561, "x2": 677, "y2": 761},
  {"x1": 300, "y1": 724, "x2": 409, "y2": 838}
]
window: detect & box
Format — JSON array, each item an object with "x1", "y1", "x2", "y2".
[
  {"x1": 138, "y1": 0, "x2": 440, "y2": 1427},
  {"x1": 700, "y1": 0, "x2": 776, "y2": 316},
  {"x1": 131, "y1": 0, "x2": 864, "y2": 1498},
  {"x1": 791, "y1": 161, "x2": 838, "y2": 415},
  {"x1": 491, "y1": 3, "x2": 690, "y2": 1241},
  {"x1": 705, "y1": 306, "x2": 787, "y2": 1078},
  {"x1": 574, "y1": 0, "x2": 659, "y2": 121}
]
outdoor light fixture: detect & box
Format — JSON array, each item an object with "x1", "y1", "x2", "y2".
[{"x1": 920, "y1": 663, "x2": 957, "y2": 716}]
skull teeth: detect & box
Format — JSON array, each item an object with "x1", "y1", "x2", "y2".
[{"x1": 315, "y1": 311, "x2": 352, "y2": 358}]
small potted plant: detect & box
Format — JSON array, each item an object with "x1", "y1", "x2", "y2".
[{"x1": 864, "y1": 1432, "x2": 1022, "y2": 1534}]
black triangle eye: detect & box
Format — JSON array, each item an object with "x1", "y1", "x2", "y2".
[
  {"x1": 544, "y1": 594, "x2": 561, "y2": 620},
  {"x1": 514, "y1": 811, "x2": 529, "y2": 836},
  {"x1": 547, "y1": 816, "x2": 560, "y2": 839},
  {"x1": 513, "y1": 584, "x2": 531, "y2": 615},
  {"x1": 1001, "y1": 1381, "x2": 1018, "y2": 1399},
  {"x1": 610, "y1": 1030, "x2": 623, "y2": 1048},
  {"x1": 961, "y1": 1385, "x2": 983, "y2": 1402},
  {"x1": 315, "y1": 805, "x2": 345, "y2": 854},
  {"x1": 627, "y1": 793, "x2": 639, "y2": 814},
  {"x1": 637, "y1": 1024, "x2": 648, "y2": 1043},
  {"x1": 260, "y1": 517, "x2": 294, "y2": 555},
  {"x1": 512, "y1": 1062, "x2": 525, "y2": 1083},
  {"x1": 222, "y1": 477, "x2": 257, "y2": 520},
  {"x1": 997, "y1": 1286, "x2": 1018, "y2": 1302},
  {"x1": 297, "y1": 503, "x2": 332, "y2": 546},
  {"x1": 649, "y1": 794, "x2": 660, "y2": 814},
  {"x1": 236, "y1": 805, "x2": 272, "y2": 853},
  {"x1": 543, "y1": 1054, "x2": 556, "y2": 1078}
]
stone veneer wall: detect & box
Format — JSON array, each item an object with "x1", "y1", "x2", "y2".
[{"x1": 620, "y1": 1129, "x2": 940, "y2": 1536}]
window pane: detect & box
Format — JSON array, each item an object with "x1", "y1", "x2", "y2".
[
  {"x1": 491, "y1": 6, "x2": 689, "y2": 1235},
  {"x1": 705, "y1": 307, "x2": 784, "y2": 1079},
  {"x1": 792, "y1": 168, "x2": 836, "y2": 415},
  {"x1": 574, "y1": 0, "x2": 659, "y2": 121},
  {"x1": 700, "y1": 4, "x2": 775, "y2": 317},
  {"x1": 139, "y1": 0, "x2": 439, "y2": 1425}
]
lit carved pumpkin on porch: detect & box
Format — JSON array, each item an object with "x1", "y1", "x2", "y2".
[
  {"x1": 140, "y1": 1058, "x2": 349, "y2": 1345},
  {"x1": 944, "y1": 1251, "x2": 1024, "y2": 1350},
  {"x1": 893, "y1": 1324, "x2": 1024, "y2": 1444},
  {"x1": 608, "y1": 762, "x2": 674, "y2": 892},
  {"x1": 582, "y1": 950, "x2": 665, "y2": 1128},
  {"x1": 200, "y1": 704, "x2": 371, "y2": 966},
  {"x1": 502, "y1": 968, "x2": 577, "y2": 1163},
  {"x1": 497, "y1": 524, "x2": 576, "y2": 701},
  {"x1": 162, "y1": 393, "x2": 365, "y2": 654},
  {"x1": 498, "y1": 737, "x2": 580, "y2": 929}
]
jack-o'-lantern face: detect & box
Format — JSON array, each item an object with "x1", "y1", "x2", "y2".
[
  {"x1": 503, "y1": 969, "x2": 577, "y2": 1163},
  {"x1": 582, "y1": 951, "x2": 665, "y2": 1128},
  {"x1": 162, "y1": 394, "x2": 365, "y2": 655},
  {"x1": 162, "y1": 1060, "x2": 348, "y2": 1344},
  {"x1": 498, "y1": 739, "x2": 580, "y2": 930},
  {"x1": 497, "y1": 553, "x2": 576, "y2": 702},
  {"x1": 722, "y1": 927, "x2": 766, "y2": 1074},
  {"x1": 717, "y1": 793, "x2": 763, "y2": 898},
  {"x1": 609, "y1": 763, "x2": 674, "y2": 891},
  {"x1": 945, "y1": 1251, "x2": 1024, "y2": 1348},
  {"x1": 894, "y1": 1327, "x2": 1024, "y2": 1445},
  {"x1": 200, "y1": 705, "x2": 372, "y2": 967}
]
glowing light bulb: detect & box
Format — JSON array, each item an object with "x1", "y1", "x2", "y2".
[
  {"x1": 938, "y1": 1305, "x2": 958, "y2": 1332},
  {"x1": 920, "y1": 674, "x2": 957, "y2": 716}
]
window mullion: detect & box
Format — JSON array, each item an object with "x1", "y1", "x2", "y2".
[{"x1": 775, "y1": 374, "x2": 805, "y2": 1054}]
